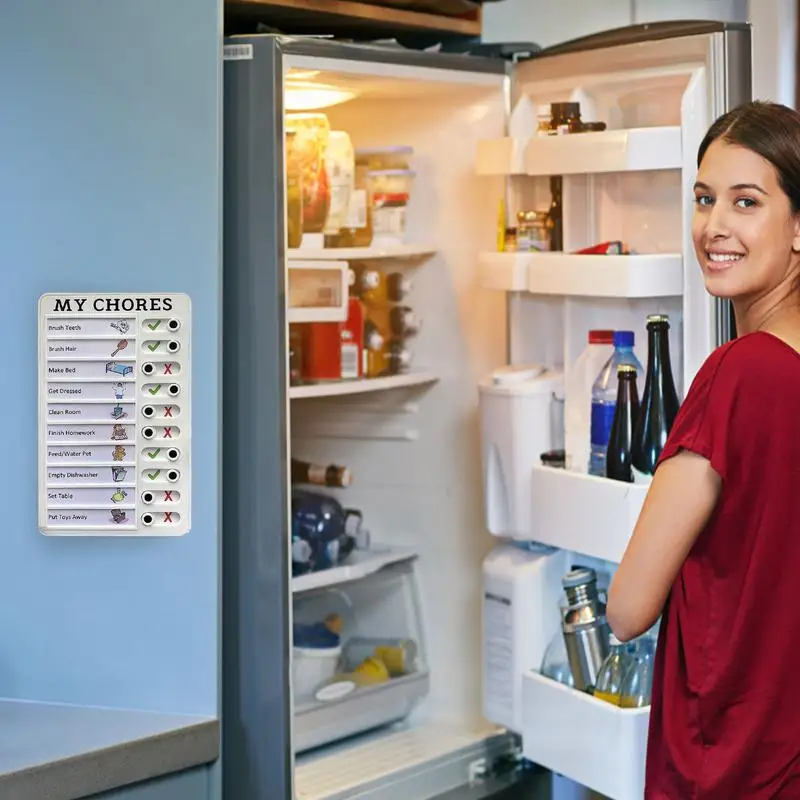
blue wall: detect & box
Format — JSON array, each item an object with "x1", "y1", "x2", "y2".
[{"x1": 0, "y1": 1, "x2": 221, "y2": 716}]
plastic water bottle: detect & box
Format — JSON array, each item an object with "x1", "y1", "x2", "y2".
[
  {"x1": 564, "y1": 330, "x2": 615, "y2": 473},
  {"x1": 589, "y1": 331, "x2": 644, "y2": 477}
]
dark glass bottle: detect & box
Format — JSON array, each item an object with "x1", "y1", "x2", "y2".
[
  {"x1": 606, "y1": 365, "x2": 640, "y2": 483},
  {"x1": 631, "y1": 315, "x2": 680, "y2": 480},
  {"x1": 548, "y1": 176, "x2": 563, "y2": 252}
]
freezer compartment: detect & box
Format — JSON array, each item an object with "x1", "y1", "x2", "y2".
[
  {"x1": 478, "y1": 252, "x2": 683, "y2": 298},
  {"x1": 288, "y1": 261, "x2": 349, "y2": 323},
  {"x1": 530, "y1": 465, "x2": 647, "y2": 563},
  {"x1": 521, "y1": 669, "x2": 648, "y2": 800},
  {"x1": 292, "y1": 561, "x2": 429, "y2": 753}
]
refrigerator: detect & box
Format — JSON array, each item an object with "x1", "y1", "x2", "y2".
[{"x1": 222, "y1": 20, "x2": 751, "y2": 800}]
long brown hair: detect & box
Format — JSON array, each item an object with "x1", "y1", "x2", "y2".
[{"x1": 697, "y1": 101, "x2": 800, "y2": 212}]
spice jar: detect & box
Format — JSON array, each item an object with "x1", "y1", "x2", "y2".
[
  {"x1": 550, "y1": 102, "x2": 583, "y2": 135},
  {"x1": 517, "y1": 210, "x2": 551, "y2": 253},
  {"x1": 285, "y1": 112, "x2": 331, "y2": 233},
  {"x1": 536, "y1": 104, "x2": 553, "y2": 137}
]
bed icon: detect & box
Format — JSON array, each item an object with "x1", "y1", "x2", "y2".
[{"x1": 106, "y1": 361, "x2": 133, "y2": 376}]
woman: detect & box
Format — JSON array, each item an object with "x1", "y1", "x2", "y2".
[{"x1": 608, "y1": 101, "x2": 800, "y2": 798}]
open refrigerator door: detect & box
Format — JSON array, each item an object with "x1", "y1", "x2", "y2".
[
  {"x1": 475, "y1": 22, "x2": 751, "y2": 800},
  {"x1": 223, "y1": 22, "x2": 751, "y2": 800}
]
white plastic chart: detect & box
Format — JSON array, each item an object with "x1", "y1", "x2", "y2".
[{"x1": 38, "y1": 293, "x2": 192, "y2": 536}]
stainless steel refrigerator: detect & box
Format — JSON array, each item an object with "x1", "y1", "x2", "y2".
[{"x1": 223, "y1": 22, "x2": 750, "y2": 800}]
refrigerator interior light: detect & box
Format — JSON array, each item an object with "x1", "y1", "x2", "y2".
[{"x1": 285, "y1": 80, "x2": 356, "y2": 111}]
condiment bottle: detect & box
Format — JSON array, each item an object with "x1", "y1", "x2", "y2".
[
  {"x1": 631, "y1": 315, "x2": 680, "y2": 482},
  {"x1": 550, "y1": 101, "x2": 584, "y2": 134}
]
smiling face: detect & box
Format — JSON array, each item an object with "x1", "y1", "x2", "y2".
[{"x1": 692, "y1": 138, "x2": 800, "y2": 299}]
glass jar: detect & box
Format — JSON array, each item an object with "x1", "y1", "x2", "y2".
[
  {"x1": 517, "y1": 210, "x2": 551, "y2": 252},
  {"x1": 536, "y1": 104, "x2": 553, "y2": 137},
  {"x1": 367, "y1": 169, "x2": 415, "y2": 246},
  {"x1": 323, "y1": 131, "x2": 354, "y2": 236},
  {"x1": 550, "y1": 101, "x2": 583, "y2": 135},
  {"x1": 285, "y1": 112, "x2": 331, "y2": 233},
  {"x1": 327, "y1": 155, "x2": 373, "y2": 248},
  {"x1": 285, "y1": 131, "x2": 303, "y2": 249}
]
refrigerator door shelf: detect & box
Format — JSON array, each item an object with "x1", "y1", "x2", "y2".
[
  {"x1": 292, "y1": 546, "x2": 418, "y2": 594},
  {"x1": 478, "y1": 252, "x2": 684, "y2": 298},
  {"x1": 530, "y1": 465, "x2": 648, "y2": 563},
  {"x1": 475, "y1": 126, "x2": 682, "y2": 177},
  {"x1": 521, "y1": 669, "x2": 649, "y2": 800},
  {"x1": 294, "y1": 670, "x2": 430, "y2": 754},
  {"x1": 288, "y1": 243, "x2": 436, "y2": 262}
]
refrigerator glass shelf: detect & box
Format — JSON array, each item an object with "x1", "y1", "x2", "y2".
[
  {"x1": 288, "y1": 243, "x2": 437, "y2": 262},
  {"x1": 292, "y1": 546, "x2": 417, "y2": 593},
  {"x1": 290, "y1": 373, "x2": 438, "y2": 400}
]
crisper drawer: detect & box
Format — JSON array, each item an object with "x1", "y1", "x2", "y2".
[
  {"x1": 294, "y1": 671, "x2": 430, "y2": 753},
  {"x1": 292, "y1": 560, "x2": 429, "y2": 753},
  {"x1": 288, "y1": 260, "x2": 349, "y2": 323},
  {"x1": 521, "y1": 670, "x2": 649, "y2": 800}
]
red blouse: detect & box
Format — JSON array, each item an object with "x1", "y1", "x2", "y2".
[{"x1": 646, "y1": 332, "x2": 800, "y2": 798}]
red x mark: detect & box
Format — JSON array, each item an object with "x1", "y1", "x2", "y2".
[
  {"x1": 163, "y1": 491, "x2": 173, "y2": 502},
  {"x1": 163, "y1": 406, "x2": 173, "y2": 418},
  {"x1": 163, "y1": 427, "x2": 173, "y2": 438},
  {"x1": 163, "y1": 363, "x2": 173, "y2": 375},
  {"x1": 163, "y1": 512, "x2": 173, "y2": 523}
]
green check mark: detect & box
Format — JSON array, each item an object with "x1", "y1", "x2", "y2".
[
  {"x1": 147, "y1": 320, "x2": 162, "y2": 331},
  {"x1": 148, "y1": 384, "x2": 161, "y2": 395},
  {"x1": 147, "y1": 470, "x2": 161, "y2": 480},
  {"x1": 147, "y1": 448, "x2": 161, "y2": 459},
  {"x1": 147, "y1": 342, "x2": 159, "y2": 352}
]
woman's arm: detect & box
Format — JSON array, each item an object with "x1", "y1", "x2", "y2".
[{"x1": 607, "y1": 449, "x2": 722, "y2": 641}]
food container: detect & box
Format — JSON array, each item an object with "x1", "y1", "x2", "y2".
[
  {"x1": 325, "y1": 155, "x2": 373, "y2": 249},
  {"x1": 286, "y1": 112, "x2": 331, "y2": 233},
  {"x1": 355, "y1": 145, "x2": 414, "y2": 171},
  {"x1": 367, "y1": 169, "x2": 415, "y2": 246},
  {"x1": 285, "y1": 131, "x2": 303, "y2": 249},
  {"x1": 323, "y1": 131, "x2": 354, "y2": 236},
  {"x1": 293, "y1": 644, "x2": 343, "y2": 701},
  {"x1": 517, "y1": 210, "x2": 551, "y2": 252}
]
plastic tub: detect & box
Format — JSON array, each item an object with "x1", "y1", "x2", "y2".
[
  {"x1": 293, "y1": 644, "x2": 342, "y2": 701},
  {"x1": 367, "y1": 169, "x2": 415, "y2": 246},
  {"x1": 356, "y1": 146, "x2": 414, "y2": 171}
]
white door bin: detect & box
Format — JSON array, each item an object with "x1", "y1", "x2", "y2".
[{"x1": 521, "y1": 669, "x2": 649, "y2": 800}]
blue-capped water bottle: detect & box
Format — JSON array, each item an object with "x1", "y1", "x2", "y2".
[{"x1": 589, "y1": 331, "x2": 644, "y2": 477}]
